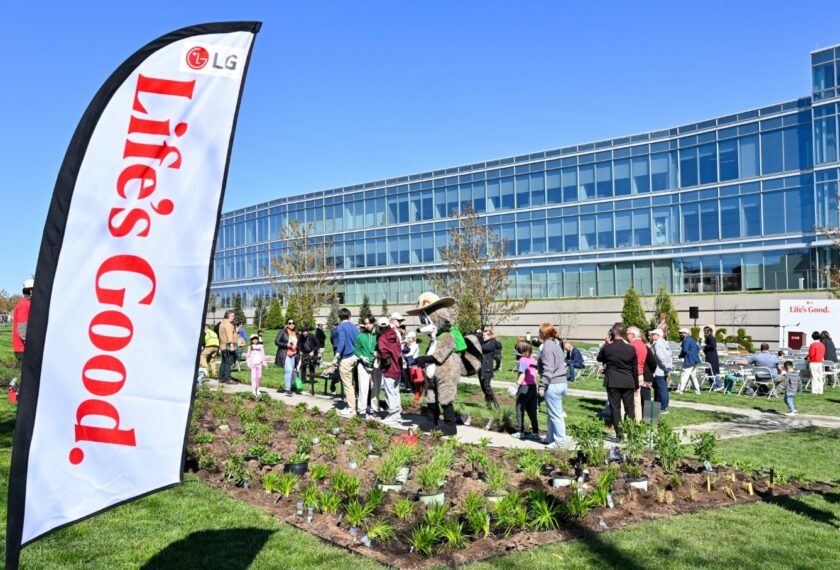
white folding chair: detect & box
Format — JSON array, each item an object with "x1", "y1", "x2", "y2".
[
  {"x1": 825, "y1": 361, "x2": 838, "y2": 389},
  {"x1": 751, "y1": 366, "x2": 776, "y2": 398}
]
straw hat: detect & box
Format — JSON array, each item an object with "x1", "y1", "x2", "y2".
[{"x1": 404, "y1": 291, "x2": 456, "y2": 316}]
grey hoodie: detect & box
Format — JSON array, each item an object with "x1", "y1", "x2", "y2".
[{"x1": 651, "y1": 339, "x2": 673, "y2": 377}]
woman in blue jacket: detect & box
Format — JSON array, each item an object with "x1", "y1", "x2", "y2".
[{"x1": 677, "y1": 328, "x2": 701, "y2": 394}]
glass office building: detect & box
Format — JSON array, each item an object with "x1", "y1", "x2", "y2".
[{"x1": 212, "y1": 46, "x2": 840, "y2": 307}]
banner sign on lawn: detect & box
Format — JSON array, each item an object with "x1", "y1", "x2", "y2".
[
  {"x1": 778, "y1": 299, "x2": 840, "y2": 348},
  {"x1": 5, "y1": 21, "x2": 261, "y2": 568}
]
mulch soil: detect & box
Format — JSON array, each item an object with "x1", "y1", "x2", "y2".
[{"x1": 187, "y1": 392, "x2": 829, "y2": 569}]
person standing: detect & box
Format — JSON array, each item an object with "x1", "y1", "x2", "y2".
[
  {"x1": 564, "y1": 340, "x2": 585, "y2": 382},
  {"x1": 702, "y1": 326, "x2": 722, "y2": 390},
  {"x1": 512, "y1": 341, "x2": 540, "y2": 439},
  {"x1": 354, "y1": 316, "x2": 378, "y2": 417},
  {"x1": 12, "y1": 279, "x2": 33, "y2": 363},
  {"x1": 807, "y1": 331, "x2": 826, "y2": 395},
  {"x1": 656, "y1": 311, "x2": 670, "y2": 338},
  {"x1": 274, "y1": 319, "x2": 299, "y2": 396},
  {"x1": 648, "y1": 329, "x2": 672, "y2": 414},
  {"x1": 200, "y1": 323, "x2": 220, "y2": 378},
  {"x1": 479, "y1": 329, "x2": 502, "y2": 409},
  {"x1": 377, "y1": 316, "x2": 404, "y2": 425},
  {"x1": 315, "y1": 323, "x2": 327, "y2": 356},
  {"x1": 626, "y1": 327, "x2": 648, "y2": 423},
  {"x1": 246, "y1": 334, "x2": 267, "y2": 397},
  {"x1": 218, "y1": 310, "x2": 237, "y2": 384},
  {"x1": 821, "y1": 331, "x2": 837, "y2": 363},
  {"x1": 333, "y1": 308, "x2": 359, "y2": 415},
  {"x1": 538, "y1": 324, "x2": 567, "y2": 448},
  {"x1": 597, "y1": 323, "x2": 638, "y2": 440},
  {"x1": 298, "y1": 326, "x2": 319, "y2": 393},
  {"x1": 677, "y1": 328, "x2": 701, "y2": 394}
]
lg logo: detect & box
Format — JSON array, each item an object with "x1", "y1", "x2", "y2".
[{"x1": 185, "y1": 45, "x2": 238, "y2": 71}]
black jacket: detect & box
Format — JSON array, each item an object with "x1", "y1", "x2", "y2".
[
  {"x1": 274, "y1": 328, "x2": 297, "y2": 366},
  {"x1": 597, "y1": 340, "x2": 638, "y2": 390},
  {"x1": 315, "y1": 328, "x2": 326, "y2": 349},
  {"x1": 823, "y1": 337, "x2": 837, "y2": 362},
  {"x1": 480, "y1": 338, "x2": 501, "y2": 379}
]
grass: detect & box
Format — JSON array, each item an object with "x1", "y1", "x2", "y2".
[
  {"x1": 713, "y1": 427, "x2": 840, "y2": 483},
  {"x1": 569, "y1": 373, "x2": 840, "y2": 417}
]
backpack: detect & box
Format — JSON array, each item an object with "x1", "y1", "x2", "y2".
[{"x1": 450, "y1": 327, "x2": 483, "y2": 377}]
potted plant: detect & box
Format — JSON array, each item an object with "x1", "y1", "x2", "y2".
[
  {"x1": 623, "y1": 461, "x2": 648, "y2": 491},
  {"x1": 417, "y1": 462, "x2": 446, "y2": 505},
  {"x1": 551, "y1": 458, "x2": 575, "y2": 488},
  {"x1": 284, "y1": 451, "x2": 310, "y2": 476},
  {"x1": 375, "y1": 456, "x2": 404, "y2": 493},
  {"x1": 483, "y1": 462, "x2": 507, "y2": 503}
]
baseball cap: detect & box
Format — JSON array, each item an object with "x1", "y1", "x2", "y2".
[
  {"x1": 376, "y1": 317, "x2": 390, "y2": 328},
  {"x1": 649, "y1": 329, "x2": 664, "y2": 337},
  {"x1": 389, "y1": 312, "x2": 405, "y2": 322},
  {"x1": 679, "y1": 328, "x2": 690, "y2": 335}
]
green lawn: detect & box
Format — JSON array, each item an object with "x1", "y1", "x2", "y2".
[{"x1": 569, "y1": 373, "x2": 840, "y2": 417}]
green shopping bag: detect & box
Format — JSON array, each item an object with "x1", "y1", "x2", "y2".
[{"x1": 294, "y1": 371, "x2": 304, "y2": 392}]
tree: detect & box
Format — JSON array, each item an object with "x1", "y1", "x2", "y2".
[
  {"x1": 456, "y1": 294, "x2": 481, "y2": 334},
  {"x1": 0, "y1": 290, "x2": 21, "y2": 315},
  {"x1": 359, "y1": 295, "x2": 373, "y2": 324},
  {"x1": 650, "y1": 285, "x2": 681, "y2": 341},
  {"x1": 432, "y1": 205, "x2": 528, "y2": 329},
  {"x1": 265, "y1": 298, "x2": 284, "y2": 330},
  {"x1": 252, "y1": 295, "x2": 269, "y2": 330},
  {"x1": 621, "y1": 286, "x2": 648, "y2": 333},
  {"x1": 327, "y1": 298, "x2": 340, "y2": 328},
  {"x1": 269, "y1": 220, "x2": 338, "y2": 329},
  {"x1": 381, "y1": 297, "x2": 389, "y2": 317},
  {"x1": 232, "y1": 294, "x2": 246, "y2": 325}
]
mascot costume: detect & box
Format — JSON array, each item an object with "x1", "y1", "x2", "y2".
[{"x1": 407, "y1": 292, "x2": 464, "y2": 435}]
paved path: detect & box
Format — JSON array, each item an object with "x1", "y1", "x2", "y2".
[{"x1": 210, "y1": 376, "x2": 840, "y2": 446}]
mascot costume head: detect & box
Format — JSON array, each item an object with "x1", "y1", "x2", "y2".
[{"x1": 407, "y1": 292, "x2": 460, "y2": 435}]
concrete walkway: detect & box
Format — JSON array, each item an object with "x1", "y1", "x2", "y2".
[{"x1": 209, "y1": 376, "x2": 840, "y2": 446}]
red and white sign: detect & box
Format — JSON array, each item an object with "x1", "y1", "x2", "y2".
[
  {"x1": 6, "y1": 22, "x2": 260, "y2": 567},
  {"x1": 779, "y1": 299, "x2": 840, "y2": 347}
]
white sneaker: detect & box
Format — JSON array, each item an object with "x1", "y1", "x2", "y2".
[
  {"x1": 785, "y1": 411, "x2": 797, "y2": 416},
  {"x1": 338, "y1": 408, "x2": 355, "y2": 418},
  {"x1": 511, "y1": 432, "x2": 524, "y2": 439}
]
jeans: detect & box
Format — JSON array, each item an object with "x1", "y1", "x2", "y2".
[
  {"x1": 653, "y1": 375, "x2": 670, "y2": 411},
  {"x1": 544, "y1": 382, "x2": 567, "y2": 446},
  {"x1": 283, "y1": 356, "x2": 296, "y2": 392},
  {"x1": 784, "y1": 391, "x2": 796, "y2": 413},
  {"x1": 219, "y1": 349, "x2": 235, "y2": 381}
]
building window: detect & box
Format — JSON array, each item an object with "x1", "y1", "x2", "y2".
[
  {"x1": 815, "y1": 115, "x2": 838, "y2": 164},
  {"x1": 719, "y1": 139, "x2": 738, "y2": 181},
  {"x1": 699, "y1": 143, "x2": 717, "y2": 185},
  {"x1": 679, "y1": 147, "x2": 698, "y2": 187},
  {"x1": 578, "y1": 165, "x2": 595, "y2": 200},
  {"x1": 739, "y1": 135, "x2": 760, "y2": 178},
  {"x1": 597, "y1": 212, "x2": 613, "y2": 249},
  {"x1": 614, "y1": 159, "x2": 631, "y2": 196},
  {"x1": 761, "y1": 130, "x2": 784, "y2": 175},
  {"x1": 632, "y1": 156, "x2": 649, "y2": 193},
  {"x1": 562, "y1": 167, "x2": 577, "y2": 202},
  {"x1": 596, "y1": 162, "x2": 612, "y2": 198}
]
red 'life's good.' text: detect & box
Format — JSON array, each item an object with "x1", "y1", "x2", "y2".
[{"x1": 69, "y1": 75, "x2": 195, "y2": 465}]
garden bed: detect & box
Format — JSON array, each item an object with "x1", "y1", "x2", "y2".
[{"x1": 186, "y1": 388, "x2": 827, "y2": 569}]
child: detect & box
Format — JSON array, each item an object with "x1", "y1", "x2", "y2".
[
  {"x1": 776, "y1": 360, "x2": 801, "y2": 416},
  {"x1": 246, "y1": 334, "x2": 267, "y2": 397},
  {"x1": 512, "y1": 340, "x2": 539, "y2": 439}
]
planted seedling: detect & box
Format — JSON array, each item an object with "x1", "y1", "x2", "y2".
[
  {"x1": 424, "y1": 503, "x2": 450, "y2": 528},
  {"x1": 465, "y1": 447, "x2": 490, "y2": 475},
  {"x1": 393, "y1": 498, "x2": 415, "y2": 520},
  {"x1": 526, "y1": 491, "x2": 561, "y2": 531},
  {"x1": 654, "y1": 420, "x2": 683, "y2": 473},
  {"x1": 465, "y1": 506, "x2": 490, "y2": 539},
  {"x1": 692, "y1": 431, "x2": 717, "y2": 468},
  {"x1": 365, "y1": 519, "x2": 397, "y2": 542},
  {"x1": 262, "y1": 472, "x2": 298, "y2": 496},
  {"x1": 342, "y1": 475, "x2": 362, "y2": 498},
  {"x1": 192, "y1": 432, "x2": 213, "y2": 445},
  {"x1": 668, "y1": 473, "x2": 683, "y2": 490},
  {"x1": 493, "y1": 491, "x2": 529, "y2": 536},
  {"x1": 569, "y1": 418, "x2": 607, "y2": 466},
  {"x1": 562, "y1": 483, "x2": 595, "y2": 520},
  {"x1": 222, "y1": 453, "x2": 251, "y2": 487},
  {"x1": 417, "y1": 463, "x2": 446, "y2": 495},
  {"x1": 302, "y1": 484, "x2": 320, "y2": 508},
  {"x1": 319, "y1": 490, "x2": 342, "y2": 514},
  {"x1": 439, "y1": 520, "x2": 467, "y2": 550},
  {"x1": 517, "y1": 449, "x2": 545, "y2": 479},
  {"x1": 344, "y1": 498, "x2": 374, "y2": 527},
  {"x1": 620, "y1": 418, "x2": 650, "y2": 461},
  {"x1": 484, "y1": 462, "x2": 508, "y2": 499},
  {"x1": 259, "y1": 452, "x2": 281, "y2": 467},
  {"x1": 409, "y1": 524, "x2": 438, "y2": 556},
  {"x1": 309, "y1": 462, "x2": 331, "y2": 483},
  {"x1": 592, "y1": 465, "x2": 618, "y2": 506},
  {"x1": 365, "y1": 486, "x2": 386, "y2": 510}
]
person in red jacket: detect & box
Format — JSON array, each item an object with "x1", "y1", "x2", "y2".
[
  {"x1": 376, "y1": 317, "x2": 404, "y2": 425},
  {"x1": 12, "y1": 279, "x2": 33, "y2": 363},
  {"x1": 807, "y1": 331, "x2": 826, "y2": 395}
]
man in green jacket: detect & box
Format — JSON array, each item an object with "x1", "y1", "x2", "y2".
[{"x1": 354, "y1": 316, "x2": 379, "y2": 417}]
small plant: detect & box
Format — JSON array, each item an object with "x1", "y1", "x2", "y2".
[
  {"x1": 417, "y1": 463, "x2": 446, "y2": 495},
  {"x1": 570, "y1": 418, "x2": 607, "y2": 466},
  {"x1": 654, "y1": 420, "x2": 683, "y2": 473},
  {"x1": 262, "y1": 472, "x2": 298, "y2": 496},
  {"x1": 344, "y1": 498, "x2": 374, "y2": 527},
  {"x1": 342, "y1": 475, "x2": 362, "y2": 498},
  {"x1": 393, "y1": 498, "x2": 415, "y2": 520},
  {"x1": 668, "y1": 473, "x2": 683, "y2": 489},
  {"x1": 242, "y1": 421, "x2": 272, "y2": 445},
  {"x1": 319, "y1": 490, "x2": 342, "y2": 514},
  {"x1": 465, "y1": 507, "x2": 490, "y2": 539},
  {"x1": 365, "y1": 486, "x2": 386, "y2": 510},
  {"x1": 259, "y1": 452, "x2": 281, "y2": 467},
  {"x1": 194, "y1": 447, "x2": 217, "y2": 471},
  {"x1": 222, "y1": 453, "x2": 251, "y2": 487},
  {"x1": 620, "y1": 418, "x2": 650, "y2": 461},
  {"x1": 462, "y1": 491, "x2": 486, "y2": 516},
  {"x1": 493, "y1": 492, "x2": 528, "y2": 536},
  {"x1": 592, "y1": 465, "x2": 618, "y2": 506},
  {"x1": 365, "y1": 519, "x2": 397, "y2": 542},
  {"x1": 330, "y1": 470, "x2": 349, "y2": 494},
  {"x1": 439, "y1": 520, "x2": 467, "y2": 550},
  {"x1": 517, "y1": 449, "x2": 545, "y2": 478},
  {"x1": 296, "y1": 436, "x2": 313, "y2": 456},
  {"x1": 301, "y1": 484, "x2": 320, "y2": 508},
  {"x1": 366, "y1": 429, "x2": 390, "y2": 455},
  {"x1": 409, "y1": 524, "x2": 439, "y2": 556},
  {"x1": 622, "y1": 462, "x2": 644, "y2": 479},
  {"x1": 424, "y1": 503, "x2": 450, "y2": 528},
  {"x1": 527, "y1": 491, "x2": 562, "y2": 531},
  {"x1": 562, "y1": 484, "x2": 595, "y2": 520},
  {"x1": 288, "y1": 451, "x2": 310, "y2": 464},
  {"x1": 484, "y1": 462, "x2": 508, "y2": 497},
  {"x1": 465, "y1": 447, "x2": 490, "y2": 473},
  {"x1": 246, "y1": 444, "x2": 268, "y2": 458},
  {"x1": 320, "y1": 434, "x2": 338, "y2": 459},
  {"x1": 309, "y1": 463, "x2": 331, "y2": 483},
  {"x1": 692, "y1": 431, "x2": 717, "y2": 465},
  {"x1": 375, "y1": 455, "x2": 401, "y2": 484},
  {"x1": 192, "y1": 432, "x2": 213, "y2": 444}
]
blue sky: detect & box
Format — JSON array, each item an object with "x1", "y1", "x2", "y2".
[{"x1": 2, "y1": 0, "x2": 840, "y2": 293}]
